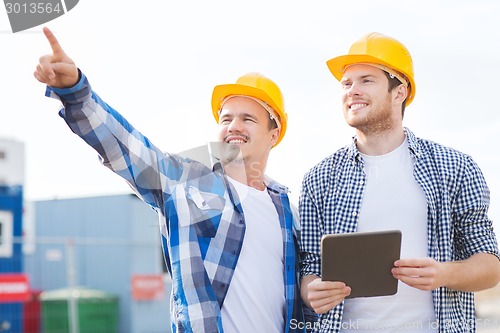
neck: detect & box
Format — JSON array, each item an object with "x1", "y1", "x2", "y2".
[
  {"x1": 355, "y1": 125, "x2": 405, "y2": 156},
  {"x1": 223, "y1": 159, "x2": 267, "y2": 191}
]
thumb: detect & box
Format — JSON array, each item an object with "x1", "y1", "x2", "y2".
[
  {"x1": 51, "y1": 62, "x2": 79, "y2": 87},
  {"x1": 52, "y1": 62, "x2": 76, "y2": 75}
]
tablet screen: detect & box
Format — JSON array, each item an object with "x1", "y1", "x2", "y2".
[{"x1": 321, "y1": 230, "x2": 402, "y2": 298}]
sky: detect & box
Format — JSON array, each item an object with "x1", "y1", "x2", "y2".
[{"x1": 1, "y1": 0, "x2": 499, "y2": 233}]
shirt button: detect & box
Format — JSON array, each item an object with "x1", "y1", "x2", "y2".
[
  {"x1": 334, "y1": 313, "x2": 340, "y2": 319},
  {"x1": 359, "y1": 180, "x2": 364, "y2": 185},
  {"x1": 352, "y1": 211, "x2": 358, "y2": 217}
]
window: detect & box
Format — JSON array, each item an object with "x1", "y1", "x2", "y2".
[{"x1": 0, "y1": 211, "x2": 13, "y2": 257}]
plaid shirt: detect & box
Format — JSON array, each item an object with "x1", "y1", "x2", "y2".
[
  {"x1": 299, "y1": 128, "x2": 499, "y2": 333},
  {"x1": 46, "y1": 72, "x2": 305, "y2": 333}
]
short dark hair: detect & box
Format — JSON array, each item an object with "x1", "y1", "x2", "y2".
[
  {"x1": 268, "y1": 115, "x2": 279, "y2": 131},
  {"x1": 383, "y1": 71, "x2": 407, "y2": 117}
]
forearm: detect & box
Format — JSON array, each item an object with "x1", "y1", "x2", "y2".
[
  {"x1": 48, "y1": 71, "x2": 134, "y2": 158},
  {"x1": 47, "y1": 71, "x2": 168, "y2": 207},
  {"x1": 442, "y1": 252, "x2": 500, "y2": 292}
]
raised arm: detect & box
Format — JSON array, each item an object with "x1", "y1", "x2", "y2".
[
  {"x1": 33, "y1": 27, "x2": 168, "y2": 209},
  {"x1": 34, "y1": 27, "x2": 79, "y2": 88}
]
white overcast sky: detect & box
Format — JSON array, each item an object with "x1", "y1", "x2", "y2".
[{"x1": 1, "y1": 0, "x2": 499, "y2": 233}]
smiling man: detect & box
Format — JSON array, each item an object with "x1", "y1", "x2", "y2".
[
  {"x1": 299, "y1": 32, "x2": 500, "y2": 333},
  {"x1": 34, "y1": 27, "x2": 306, "y2": 333}
]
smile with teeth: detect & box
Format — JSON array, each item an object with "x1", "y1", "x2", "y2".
[
  {"x1": 228, "y1": 139, "x2": 246, "y2": 144},
  {"x1": 225, "y1": 135, "x2": 249, "y2": 144},
  {"x1": 350, "y1": 103, "x2": 368, "y2": 111}
]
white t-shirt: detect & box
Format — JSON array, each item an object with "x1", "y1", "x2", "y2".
[
  {"x1": 341, "y1": 139, "x2": 437, "y2": 332},
  {"x1": 221, "y1": 177, "x2": 285, "y2": 333}
]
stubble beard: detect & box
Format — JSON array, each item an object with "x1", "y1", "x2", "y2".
[{"x1": 345, "y1": 97, "x2": 395, "y2": 136}]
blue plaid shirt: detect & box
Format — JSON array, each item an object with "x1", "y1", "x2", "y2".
[
  {"x1": 299, "y1": 128, "x2": 499, "y2": 333},
  {"x1": 46, "y1": 72, "x2": 305, "y2": 333}
]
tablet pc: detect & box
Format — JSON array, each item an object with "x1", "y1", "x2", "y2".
[{"x1": 321, "y1": 230, "x2": 401, "y2": 298}]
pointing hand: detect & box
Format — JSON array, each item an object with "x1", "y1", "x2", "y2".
[{"x1": 34, "y1": 27, "x2": 79, "y2": 88}]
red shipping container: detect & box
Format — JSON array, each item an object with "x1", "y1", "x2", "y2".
[{"x1": 23, "y1": 290, "x2": 42, "y2": 333}]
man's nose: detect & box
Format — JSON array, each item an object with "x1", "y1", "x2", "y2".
[
  {"x1": 227, "y1": 117, "x2": 244, "y2": 132},
  {"x1": 347, "y1": 82, "x2": 361, "y2": 97}
]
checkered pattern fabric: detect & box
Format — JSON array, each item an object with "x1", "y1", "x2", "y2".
[
  {"x1": 46, "y1": 72, "x2": 305, "y2": 333},
  {"x1": 299, "y1": 128, "x2": 499, "y2": 333}
]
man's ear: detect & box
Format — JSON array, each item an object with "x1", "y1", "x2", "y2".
[
  {"x1": 394, "y1": 84, "x2": 408, "y2": 104},
  {"x1": 270, "y1": 128, "x2": 280, "y2": 147}
]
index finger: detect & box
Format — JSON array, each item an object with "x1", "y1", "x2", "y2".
[
  {"x1": 312, "y1": 279, "x2": 347, "y2": 291},
  {"x1": 43, "y1": 26, "x2": 65, "y2": 55},
  {"x1": 395, "y1": 258, "x2": 431, "y2": 267}
]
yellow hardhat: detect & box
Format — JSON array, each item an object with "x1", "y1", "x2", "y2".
[
  {"x1": 211, "y1": 72, "x2": 287, "y2": 147},
  {"x1": 326, "y1": 32, "x2": 416, "y2": 106}
]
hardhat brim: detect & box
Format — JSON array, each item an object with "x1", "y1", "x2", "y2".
[
  {"x1": 211, "y1": 83, "x2": 287, "y2": 146},
  {"x1": 326, "y1": 54, "x2": 416, "y2": 106}
]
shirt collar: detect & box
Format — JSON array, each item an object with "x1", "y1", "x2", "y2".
[
  {"x1": 265, "y1": 176, "x2": 290, "y2": 194},
  {"x1": 213, "y1": 162, "x2": 289, "y2": 194},
  {"x1": 348, "y1": 127, "x2": 422, "y2": 162},
  {"x1": 404, "y1": 127, "x2": 423, "y2": 158}
]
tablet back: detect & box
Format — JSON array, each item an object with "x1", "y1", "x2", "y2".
[{"x1": 321, "y1": 230, "x2": 401, "y2": 298}]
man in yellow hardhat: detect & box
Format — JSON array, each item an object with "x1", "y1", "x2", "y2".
[
  {"x1": 34, "y1": 27, "x2": 306, "y2": 333},
  {"x1": 299, "y1": 32, "x2": 500, "y2": 332}
]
